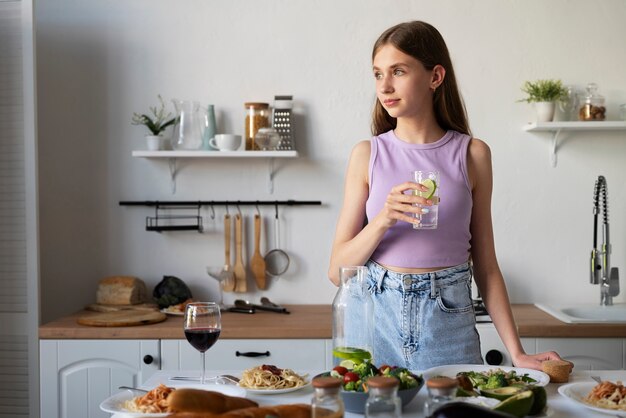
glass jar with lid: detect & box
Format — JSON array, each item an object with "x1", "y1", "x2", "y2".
[
  {"x1": 365, "y1": 376, "x2": 401, "y2": 418},
  {"x1": 578, "y1": 83, "x2": 606, "y2": 121},
  {"x1": 244, "y1": 102, "x2": 270, "y2": 150},
  {"x1": 311, "y1": 377, "x2": 344, "y2": 418},
  {"x1": 423, "y1": 376, "x2": 458, "y2": 416}
]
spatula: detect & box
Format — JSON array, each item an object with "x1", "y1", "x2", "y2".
[
  {"x1": 250, "y1": 214, "x2": 267, "y2": 290},
  {"x1": 233, "y1": 213, "x2": 247, "y2": 292},
  {"x1": 220, "y1": 214, "x2": 236, "y2": 292}
]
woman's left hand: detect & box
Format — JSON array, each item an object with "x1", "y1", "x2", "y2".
[{"x1": 512, "y1": 351, "x2": 574, "y2": 371}]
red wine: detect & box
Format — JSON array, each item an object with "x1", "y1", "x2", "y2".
[{"x1": 185, "y1": 328, "x2": 220, "y2": 352}]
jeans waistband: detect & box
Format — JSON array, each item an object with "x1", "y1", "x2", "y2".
[{"x1": 366, "y1": 260, "x2": 471, "y2": 296}]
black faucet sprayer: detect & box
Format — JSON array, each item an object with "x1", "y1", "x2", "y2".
[{"x1": 590, "y1": 175, "x2": 620, "y2": 305}]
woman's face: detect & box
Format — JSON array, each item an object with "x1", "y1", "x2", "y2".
[{"x1": 372, "y1": 44, "x2": 437, "y2": 120}]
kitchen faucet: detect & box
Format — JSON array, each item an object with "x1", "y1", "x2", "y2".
[{"x1": 590, "y1": 175, "x2": 620, "y2": 305}]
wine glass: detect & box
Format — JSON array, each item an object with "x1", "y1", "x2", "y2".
[{"x1": 183, "y1": 302, "x2": 221, "y2": 385}]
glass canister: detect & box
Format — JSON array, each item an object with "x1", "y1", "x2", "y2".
[
  {"x1": 423, "y1": 377, "x2": 458, "y2": 417},
  {"x1": 365, "y1": 376, "x2": 401, "y2": 418},
  {"x1": 311, "y1": 377, "x2": 344, "y2": 418},
  {"x1": 578, "y1": 83, "x2": 606, "y2": 121},
  {"x1": 332, "y1": 266, "x2": 374, "y2": 367},
  {"x1": 244, "y1": 102, "x2": 270, "y2": 150}
]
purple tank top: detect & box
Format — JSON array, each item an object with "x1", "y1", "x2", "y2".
[{"x1": 366, "y1": 130, "x2": 472, "y2": 268}]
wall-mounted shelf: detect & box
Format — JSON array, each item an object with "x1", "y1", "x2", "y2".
[
  {"x1": 132, "y1": 150, "x2": 299, "y2": 194},
  {"x1": 523, "y1": 121, "x2": 626, "y2": 167}
]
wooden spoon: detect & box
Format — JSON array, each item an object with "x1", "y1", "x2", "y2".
[
  {"x1": 220, "y1": 214, "x2": 235, "y2": 292},
  {"x1": 250, "y1": 214, "x2": 267, "y2": 290},
  {"x1": 233, "y1": 213, "x2": 247, "y2": 292}
]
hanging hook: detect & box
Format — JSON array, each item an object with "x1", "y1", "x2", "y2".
[
  {"x1": 255, "y1": 202, "x2": 261, "y2": 216},
  {"x1": 274, "y1": 202, "x2": 279, "y2": 219},
  {"x1": 225, "y1": 205, "x2": 229, "y2": 216},
  {"x1": 236, "y1": 203, "x2": 242, "y2": 217},
  {"x1": 209, "y1": 203, "x2": 215, "y2": 220}
]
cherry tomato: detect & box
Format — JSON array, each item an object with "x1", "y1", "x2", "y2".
[
  {"x1": 343, "y1": 372, "x2": 359, "y2": 384},
  {"x1": 332, "y1": 366, "x2": 348, "y2": 376}
]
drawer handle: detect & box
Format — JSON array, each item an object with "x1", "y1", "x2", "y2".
[
  {"x1": 143, "y1": 355, "x2": 154, "y2": 365},
  {"x1": 236, "y1": 350, "x2": 270, "y2": 358}
]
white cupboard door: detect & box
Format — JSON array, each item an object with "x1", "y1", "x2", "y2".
[
  {"x1": 40, "y1": 340, "x2": 159, "y2": 418},
  {"x1": 536, "y1": 338, "x2": 623, "y2": 370},
  {"x1": 161, "y1": 339, "x2": 327, "y2": 371}
]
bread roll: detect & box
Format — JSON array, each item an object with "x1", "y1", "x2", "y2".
[
  {"x1": 541, "y1": 359, "x2": 573, "y2": 383},
  {"x1": 96, "y1": 276, "x2": 147, "y2": 305},
  {"x1": 167, "y1": 389, "x2": 257, "y2": 413},
  {"x1": 166, "y1": 404, "x2": 311, "y2": 418}
]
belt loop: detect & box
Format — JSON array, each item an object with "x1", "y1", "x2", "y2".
[
  {"x1": 374, "y1": 265, "x2": 385, "y2": 293},
  {"x1": 430, "y1": 271, "x2": 437, "y2": 298}
]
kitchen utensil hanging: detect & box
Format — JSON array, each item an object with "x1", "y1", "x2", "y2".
[
  {"x1": 250, "y1": 211, "x2": 267, "y2": 289},
  {"x1": 145, "y1": 203, "x2": 203, "y2": 232},
  {"x1": 264, "y1": 204, "x2": 290, "y2": 277},
  {"x1": 233, "y1": 211, "x2": 247, "y2": 292}
]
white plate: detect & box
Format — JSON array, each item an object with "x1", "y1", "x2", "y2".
[
  {"x1": 240, "y1": 381, "x2": 311, "y2": 395},
  {"x1": 160, "y1": 309, "x2": 184, "y2": 316},
  {"x1": 422, "y1": 364, "x2": 550, "y2": 387},
  {"x1": 559, "y1": 381, "x2": 626, "y2": 416},
  {"x1": 100, "y1": 383, "x2": 246, "y2": 417}
]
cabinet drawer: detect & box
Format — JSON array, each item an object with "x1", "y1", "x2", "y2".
[{"x1": 161, "y1": 339, "x2": 327, "y2": 371}]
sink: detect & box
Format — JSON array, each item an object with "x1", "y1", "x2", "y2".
[{"x1": 535, "y1": 303, "x2": 626, "y2": 323}]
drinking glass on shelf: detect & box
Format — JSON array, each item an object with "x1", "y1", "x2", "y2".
[
  {"x1": 412, "y1": 170, "x2": 439, "y2": 230},
  {"x1": 183, "y1": 302, "x2": 221, "y2": 385}
]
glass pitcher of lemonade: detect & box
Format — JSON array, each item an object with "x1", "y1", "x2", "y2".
[{"x1": 332, "y1": 266, "x2": 374, "y2": 367}]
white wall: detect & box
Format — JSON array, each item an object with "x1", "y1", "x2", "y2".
[{"x1": 36, "y1": 0, "x2": 626, "y2": 322}]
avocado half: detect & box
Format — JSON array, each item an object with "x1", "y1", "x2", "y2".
[
  {"x1": 480, "y1": 386, "x2": 523, "y2": 401},
  {"x1": 493, "y1": 390, "x2": 534, "y2": 418}
]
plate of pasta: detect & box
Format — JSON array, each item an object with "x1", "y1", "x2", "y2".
[
  {"x1": 100, "y1": 383, "x2": 246, "y2": 416},
  {"x1": 238, "y1": 364, "x2": 310, "y2": 394},
  {"x1": 558, "y1": 380, "x2": 626, "y2": 415}
]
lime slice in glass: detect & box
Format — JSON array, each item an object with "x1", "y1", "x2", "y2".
[
  {"x1": 419, "y1": 179, "x2": 437, "y2": 199},
  {"x1": 332, "y1": 346, "x2": 372, "y2": 361}
]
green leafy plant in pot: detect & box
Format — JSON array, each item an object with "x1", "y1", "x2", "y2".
[
  {"x1": 131, "y1": 95, "x2": 178, "y2": 150},
  {"x1": 519, "y1": 79, "x2": 568, "y2": 123}
]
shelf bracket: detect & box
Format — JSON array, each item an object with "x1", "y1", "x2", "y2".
[
  {"x1": 268, "y1": 158, "x2": 275, "y2": 194},
  {"x1": 550, "y1": 128, "x2": 563, "y2": 168},
  {"x1": 168, "y1": 158, "x2": 178, "y2": 194}
]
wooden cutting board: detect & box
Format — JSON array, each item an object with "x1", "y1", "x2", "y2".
[
  {"x1": 85, "y1": 303, "x2": 159, "y2": 313},
  {"x1": 77, "y1": 310, "x2": 167, "y2": 327}
]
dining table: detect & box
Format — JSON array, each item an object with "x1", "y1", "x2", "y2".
[{"x1": 109, "y1": 369, "x2": 625, "y2": 417}]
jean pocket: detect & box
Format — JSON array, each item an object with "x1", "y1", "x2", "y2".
[{"x1": 436, "y1": 279, "x2": 473, "y2": 313}]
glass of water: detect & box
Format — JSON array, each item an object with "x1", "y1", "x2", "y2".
[{"x1": 412, "y1": 170, "x2": 439, "y2": 230}]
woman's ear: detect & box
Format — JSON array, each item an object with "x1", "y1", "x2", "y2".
[{"x1": 431, "y1": 64, "x2": 446, "y2": 91}]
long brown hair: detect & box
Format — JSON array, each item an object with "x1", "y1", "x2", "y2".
[{"x1": 371, "y1": 21, "x2": 471, "y2": 137}]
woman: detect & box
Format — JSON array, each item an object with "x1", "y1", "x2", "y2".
[{"x1": 328, "y1": 21, "x2": 567, "y2": 371}]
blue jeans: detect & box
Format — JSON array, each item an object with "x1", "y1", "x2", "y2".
[{"x1": 366, "y1": 260, "x2": 483, "y2": 371}]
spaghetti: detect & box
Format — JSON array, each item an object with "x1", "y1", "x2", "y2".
[
  {"x1": 239, "y1": 364, "x2": 308, "y2": 390},
  {"x1": 123, "y1": 384, "x2": 174, "y2": 413},
  {"x1": 585, "y1": 380, "x2": 626, "y2": 411}
]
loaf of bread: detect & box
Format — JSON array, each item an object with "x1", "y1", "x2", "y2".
[
  {"x1": 167, "y1": 389, "x2": 258, "y2": 413},
  {"x1": 167, "y1": 404, "x2": 311, "y2": 418},
  {"x1": 541, "y1": 359, "x2": 573, "y2": 383},
  {"x1": 96, "y1": 276, "x2": 147, "y2": 305}
]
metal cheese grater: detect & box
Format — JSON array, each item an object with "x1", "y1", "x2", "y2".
[{"x1": 273, "y1": 95, "x2": 294, "y2": 150}]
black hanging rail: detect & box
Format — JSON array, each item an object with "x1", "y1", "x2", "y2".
[
  {"x1": 119, "y1": 200, "x2": 322, "y2": 207},
  {"x1": 119, "y1": 199, "x2": 322, "y2": 232}
]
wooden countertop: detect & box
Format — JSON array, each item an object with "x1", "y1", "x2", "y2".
[{"x1": 39, "y1": 304, "x2": 626, "y2": 340}]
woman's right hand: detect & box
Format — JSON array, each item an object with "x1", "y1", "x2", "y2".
[{"x1": 376, "y1": 181, "x2": 433, "y2": 228}]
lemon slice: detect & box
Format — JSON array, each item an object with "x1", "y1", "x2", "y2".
[{"x1": 419, "y1": 179, "x2": 437, "y2": 200}]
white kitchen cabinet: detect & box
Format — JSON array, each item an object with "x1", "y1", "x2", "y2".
[
  {"x1": 476, "y1": 324, "x2": 536, "y2": 366},
  {"x1": 161, "y1": 339, "x2": 330, "y2": 371},
  {"x1": 535, "y1": 338, "x2": 623, "y2": 370},
  {"x1": 40, "y1": 340, "x2": 160, "y2": 418}
]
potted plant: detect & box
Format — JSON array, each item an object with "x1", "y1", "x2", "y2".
[
  {"x1": 131, "y1": 95, "x2": 178, "y2": 150},
  {"x1": 519, "y1": 79, "x2": 568, "y2": 122}
]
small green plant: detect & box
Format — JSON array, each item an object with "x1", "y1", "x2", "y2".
[
  {"x1": 131, "y1": 95, "x2": 178, "y2": 135},
  {"x1": 519, "y1": 79, "x2": 568, "y2": 103}
]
